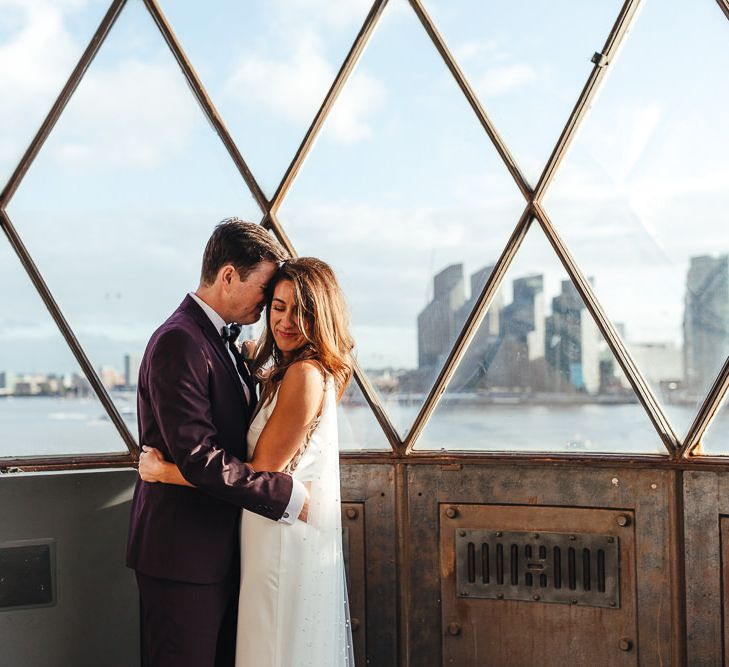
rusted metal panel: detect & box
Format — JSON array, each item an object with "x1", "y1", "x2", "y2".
[
  {"x1": 683, "y1": 471, "x2": 722, "y2": 666},
  {"x1": 407, "y1": 465, "x2": 446, "y2": 667},
  {"x1": 441, "y1": 504, "x2": 637, "y2": 666},
  {"x1": 721, "y1": 517, "x2": 729, "y2": 666},
  {"x1": 677, "y1": 470, "x2": 729, "y2": 666},
  {"x1": 341, "y1": 502, "x2": 366, "y2": 664},
  {"x1": 407, "y1": 464, "x2": 676, "y2": 666},
  {"x1": 340, "y1": 464, "x2": 398, "y2": 666}
]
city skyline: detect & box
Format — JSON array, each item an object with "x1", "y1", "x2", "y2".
[
  {"x1": 1, "y1": 0, "x2": 727, "y2": 406},
  {"x1": 415, "y1": 251, "x2": 729, "y2": 405},
  {"x1": 4, "y1": 251, "x2": 727, "y2": 411}
]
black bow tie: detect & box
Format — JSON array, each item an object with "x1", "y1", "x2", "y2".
[{"x1": 221, "y1": 323, "x2": 242, "y2": 343}]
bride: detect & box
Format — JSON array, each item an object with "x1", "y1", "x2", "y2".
[{"x1": 139, "y1": 257, "x2": 356, "y2": 666}]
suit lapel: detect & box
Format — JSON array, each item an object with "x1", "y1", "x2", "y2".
[
  {"x1": 229, "y1": 345, "x2": 258, "y2": 417},
  {"x1": 181, "y1": 296, "x2": 246, "y2": 406}
]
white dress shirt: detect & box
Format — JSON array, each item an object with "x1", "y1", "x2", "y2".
[{"x1": 188, "y1": 292, "x2": 306, "y2": 525}]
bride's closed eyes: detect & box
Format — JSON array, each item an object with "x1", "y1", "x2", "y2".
[{"x1": 270, "y1": 280, "x2": 308, "y2": 359}]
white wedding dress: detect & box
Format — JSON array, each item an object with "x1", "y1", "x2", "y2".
[{"x1": 235, "y1": 376, "x2": 354, "y2": 667}]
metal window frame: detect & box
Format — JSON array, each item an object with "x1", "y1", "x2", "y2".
[
  {"x1": 0, "y1": 0, "x2": 727, "y2": 471},
  {"x1": 717, "y1": 0, "x2": 729, "y2": 22},
  {"x1": 0, "y1": 0, "x2": 137, "y2": 470}
]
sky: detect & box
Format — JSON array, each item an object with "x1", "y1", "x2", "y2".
[{"x1": 1, "y1": 0, "x2": 728, "y2": 412}]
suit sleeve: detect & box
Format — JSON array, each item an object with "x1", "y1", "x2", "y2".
[{"x1": 147, "y1": 328, "x2": 293, "y2": 521}]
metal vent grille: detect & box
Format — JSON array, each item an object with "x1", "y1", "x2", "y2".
[{"x1": 455, "y1": 529, "x2": 619, "y2": 608}]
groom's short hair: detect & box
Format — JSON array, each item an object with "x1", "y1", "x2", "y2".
[{"x1": 200, "y1": 218, "x2": 289, "y2": 285}]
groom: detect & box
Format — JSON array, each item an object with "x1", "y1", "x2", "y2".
[{"x1": 126, "y1": 219, "x2": 307, "y2": 667}]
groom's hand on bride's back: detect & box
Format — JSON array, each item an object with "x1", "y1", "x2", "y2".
[
  {"x1": 139, "y1": 443, "x2": 312, "y2": 520},
  {"x1": 298, "y1": 482, "x2": 311, "y2": 522}
]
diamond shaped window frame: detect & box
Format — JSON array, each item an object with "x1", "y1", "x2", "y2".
[{"x1": 1, "y1": 0, "x2": 728, "y2": 471}]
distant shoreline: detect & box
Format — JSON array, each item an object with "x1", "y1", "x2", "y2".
[{"x1": 1, "y1": 391, "x2": 701, "y2": 410}]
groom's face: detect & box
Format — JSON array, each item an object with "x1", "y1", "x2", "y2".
[{"x1": 228, "y1": 260, "x2": 278, "y2": 324}]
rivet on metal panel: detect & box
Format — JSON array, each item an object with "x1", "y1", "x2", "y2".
[
  {"x1": 610, "y1": 601, "x2": 617, "y2": 607},
  {"x1": 533, "y1": 595, "x2": 540, "y2": 601},
  {"x1": 462, "y1": 591, "x2": 469, "y2": 597},
  {"x1": 571, "y1": 598, "x2": 578, "y2": 605},
  {"x1": 495, "y1": 531, "x2": 502, "y2": 538},
  {"x1": 611, "y1": 477, "x2": 619, "y2": 486},
  {"x1": 650, "y1": 483, "x2": 658, "y2": 490},
  {"x1": 533, "y1": 533, "x2": 540, "y2": 539},
  {"x1": 616, "y1": 515, "x2": 630, "y2": 527},
  {"x1": 496, "y1": 593, "x2": 504, "y2": 600},
  {"x1": 445, "y1": 507, "x2": 458, "y2": 519},
  {"x1": 346, "y1": 508, "x2": 359, "y2": 520},
  {"x1": 618, "y1": 638, "x2": 633, "y2": 651},
  {"x1": 447, "y1": 622, "x2": 461, "y2": 636},
  {"x1": 569, "y1": 535, "x2": 576, "y2": 541},
  {"x1": 607, "y1": 537, "x2": 615, "y2": 543},
  {"x1": 459, "y1": 530, "x2": 466, "y2": 537}
]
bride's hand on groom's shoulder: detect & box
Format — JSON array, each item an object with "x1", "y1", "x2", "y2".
[{"x1": 138, "y1": 445, "x2": 167, "y2": 483}]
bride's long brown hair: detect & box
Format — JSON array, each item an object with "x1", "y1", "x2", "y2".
[{"x1": 252, "y1": 257, "x2": 354, "y2": 404}]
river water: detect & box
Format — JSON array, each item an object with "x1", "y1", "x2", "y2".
[{"x1": 2, "y1": 395, "x2": 727, "y2": 459}]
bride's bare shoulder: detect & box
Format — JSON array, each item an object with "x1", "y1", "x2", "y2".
[
  {"x1": 281, "y1": 360, "x2": 325, "y2": 386},
  {"x1": 277, "y1": 359, "x2": 325, "y2": 423}
]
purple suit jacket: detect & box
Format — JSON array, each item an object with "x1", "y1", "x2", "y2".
[{"x1": 126, "y1": 295, "x2": 293, "y2": 584}]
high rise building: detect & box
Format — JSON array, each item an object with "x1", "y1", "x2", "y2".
[
  {"x1": 455, "y1": 264, "x2": 500, "y2": 339},
  {"x1": 485, "y1": 274, "x2": 547, "y2": 391},
  {"x1": 500, "y1": 274, "x2": 545, "y2": 361},
  {"x1": 684, "y1": 254, "x2": 729, "y2": 396},
  {"x1": 449, "y1": 265, "x2": 502, "y2": 390},
  {"x1": 0, "y1": 371, "x2": 17, "y2": 395},
  {"x1": 545, "y1": 280, "x2": 600, "y2": 394},
  {"x1": 100, "y1": 365, "x2": 124, "y2": 390},
  {"x1": 124, "y1": 353, "x2": 142, "y2": 389},
  {"x1": 417, "y1": 264, "x2": 465, "y2": 369},
  {"x1": 630, "y1": 342, "x2": 682, "y2": 387},
  {"x1": 417, "y1": 263, "x2": 502, "y2": 379}
]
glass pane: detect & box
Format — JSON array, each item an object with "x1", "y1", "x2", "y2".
[
  {"x1": 543, "y1": 0, "x2": 729, "y2": 441},
  {"x1": 702, "y1": 392, "x2": 729, "y2": 456},
  {"x1": 338, "y1": 381, "x2": 393, "y2": 452},
  {"x1": 277, "y1": 0, "x2": 525, "y2": 439},
  {"x1": 0, "y1": 236, "x2": 126, "y2": 458},
  {"x1": 0, "y1": 0, "x2": 110, "y2": 186},
  {"x1": 415, "y1": 222, "x2": 664, "y2": 454},
  {"x1": 158, "y1": 0, "x2": 374, "y2": 196},
  {"x1": 420, "y1": 0, "x2": 623, "y2": 184},
  {"x1": 6, "y1": 0, "x2": 262, "y2": 441}
]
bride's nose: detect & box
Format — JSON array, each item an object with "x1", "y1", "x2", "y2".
[{"x1": 281, "y1": 309, "x2": 295, "y2": 328}]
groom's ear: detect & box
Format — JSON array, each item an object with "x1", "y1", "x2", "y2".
[{"x1": 219, "y1": 264, "x2": 236, "y2": 287}]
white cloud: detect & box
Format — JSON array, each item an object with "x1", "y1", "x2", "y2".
[
  {"x1": 223, "y1": 36, "x2": 385, "y2": 145},
  {"x1": 476, "y1": 63, "x2": 537, "y2": 96},
  {"x1": 224, "y1": 39, "x2": 333, "y2": 127},
  {"x1": 454, "y1": 39, "x2": 503, "y2": 65},
  {"x1": 269, "y1": 0, "x2": 373, "y2": 32},
  {"x1": 0, "y1": 2, "x2": 79, "y2": 165},
  {"x1": 50, "y1": 58, "x2": 200, "y2": 168},
  {"x1": 0, "y1": 0, "x2": 200, "y2": 171},
  {"x1": 288, "y1": 200, "x2": 475, "y2": 251},
  {"x1": 325, "y1": 70, "x2": 385, "y2": 143}
]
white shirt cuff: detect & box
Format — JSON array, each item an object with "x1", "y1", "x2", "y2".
[{"x1": 279, "y1": 478, "x2": 306, "y2": 525}]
